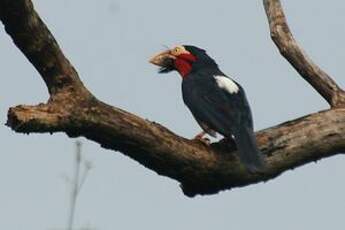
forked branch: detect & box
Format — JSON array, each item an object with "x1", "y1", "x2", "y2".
[{"x1": 1, "y1": 0, "x2": 344, "y2": 197}]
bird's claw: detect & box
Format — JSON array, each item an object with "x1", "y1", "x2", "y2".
[{"x1": 193, "y1": 131, "x2": 211, "y2": 145}]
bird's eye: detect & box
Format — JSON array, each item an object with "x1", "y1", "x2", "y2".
[
  {"x1": 171, "y1": 47, "x2": 181, "y2": 55},
  {"x1": 173, "y1": 48, "x2": 179, "y2": 54}
]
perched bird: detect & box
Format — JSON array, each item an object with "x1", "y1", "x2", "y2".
[{"x1": 149, "y1": 45, "x2": 264, "y2": 172}]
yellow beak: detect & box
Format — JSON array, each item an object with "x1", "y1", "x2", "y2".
[{"x1": 149, "y1": 49, "x2": 176, "y2": 67}]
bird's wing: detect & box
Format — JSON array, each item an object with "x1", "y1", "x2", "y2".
[
  {"x1": 182, "y1": 74, "x2": 263, "y2": 171},
  {"x1": 183, "y1": 74, "x2": 252, "y2": 135}
]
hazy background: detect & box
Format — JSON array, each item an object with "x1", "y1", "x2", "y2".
[{"x1": 1, "y1": 0, "x2": 345, "y2": 229}]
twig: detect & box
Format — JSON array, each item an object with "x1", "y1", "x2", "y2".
[{"x1": 67, "y1": 141, "x2": 82, "y2": 230}]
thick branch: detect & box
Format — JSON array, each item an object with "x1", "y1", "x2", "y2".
[
  {"x1": 7, "y1": 100, "x2": 345, "y2": 196},
  {"x1": 0, "y1": 0, "x2": 88, "y2": 96},
  {"x1": 1, "y1": 0, "x2": 345, "y2": 197},
  {"x1": 264, "y1": 0, "x2": 345, "y2": 108}
]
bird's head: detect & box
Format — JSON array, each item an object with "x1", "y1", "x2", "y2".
[{"x1": 149, "y1": 45, "x2": 218, "y2": 78}]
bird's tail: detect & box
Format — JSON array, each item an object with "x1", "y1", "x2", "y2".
[{"x1": 232, "y1": 126, "x2": 265, "y2": 172}]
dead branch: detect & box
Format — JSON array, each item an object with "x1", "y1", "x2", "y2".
[
  {"x1": 1, "y1": 0, "x2": 345, "y2": 197},
  {"x1": 263, "y1": 0, "x2": 345, "y2": 108}
]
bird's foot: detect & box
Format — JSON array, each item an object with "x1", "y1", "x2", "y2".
[
  {"x1": 225, "y1": 136, "x2": 236, "y2": 147},
  {"x1": 193, "y1": 131, "x2": 211, "y2": 145}
]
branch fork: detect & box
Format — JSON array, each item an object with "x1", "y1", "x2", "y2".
[{"x1": 1, "y1": 0, "x2": 345, "y2": 196}]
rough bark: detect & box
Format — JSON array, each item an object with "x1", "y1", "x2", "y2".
[
  {"x1": 1, "y1": 0, "x2": 345, "y2": 197},
  {"x1": 263, "y1": 0, "x2": 345, "y2": 107}
]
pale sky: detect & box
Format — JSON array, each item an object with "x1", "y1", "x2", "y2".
[{"x1": 1, "y1": 0, "x2": 345, "y2": 229}]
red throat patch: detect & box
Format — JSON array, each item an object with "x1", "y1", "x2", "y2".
[
  {"x1": 174, "y1": 59, "x2": 192, "y2": 78},
  {"x1": 174, "y1": 53, "x2": 197, "y2": 78}
]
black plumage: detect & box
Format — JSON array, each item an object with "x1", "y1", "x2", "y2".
[
  {"x1": 150, "y1": 45, "x2": 264, "y2": 172},
  {"x1": 181, "y1": 46, "x2": 264, "y2": 172}
]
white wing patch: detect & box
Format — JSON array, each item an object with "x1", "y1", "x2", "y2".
[{"x1": 214, "y1": 75, "x2": 239, "y2": 94}]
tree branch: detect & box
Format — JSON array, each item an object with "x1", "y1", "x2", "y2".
[
  {"x1": 0, "y1": 0, "x2": 88, "y2": 96},
  {"x1": 1, "y1": 0, "x2": 345, "y2": 197},
  {"x1": 263, "y1": 0, "x2": 345, "y2": 108}
]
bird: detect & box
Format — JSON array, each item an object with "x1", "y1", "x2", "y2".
[{"x1": 149, "y1": 45, "x2": 264, "y2": 172}]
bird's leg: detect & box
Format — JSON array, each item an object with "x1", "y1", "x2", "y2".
[
  {"x1": 193, "y1": 131, "x2": 211, "y2": 145},
  {"x1": 225, "y1": 136, "x2": 236, "y2": 147},
  {"x1": 194, "y1": 131, "x2": 206, "y2": 139}
]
